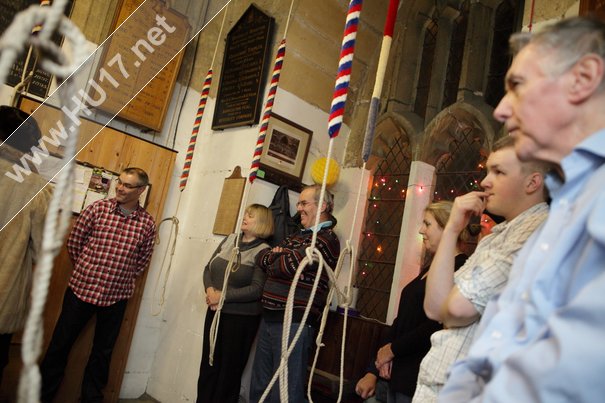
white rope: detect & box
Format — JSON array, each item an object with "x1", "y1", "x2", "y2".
[
  {"x1": 0, "y1": 3, "x2": 88, "y2": 402},
  {"x1": 255, "y1": 136, "x2": 361, "y2": 402},
  {"x1": 208, "y1": 243, "x2": 240, "y2": 365},
  {"x1": 207, "y1": 177, "x2": 251, "y2": 364},
  {"x1": 206, "y1": 0, "x2": 299, "y2": 373},
  {"x1": 267, "y1": 138, "x2": 368, "y2": 402},
  {"x1": 151, "y1": 5, "x2": 229, "y2": 317},
  {"x1": 257, "y1": 248, "x2": 328, "y2": 403},
  {"x1": 150, "y1": 216, "x2": 180, "y2": 316}
]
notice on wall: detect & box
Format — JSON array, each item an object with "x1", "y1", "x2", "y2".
[{"x1": 211, "y1": 5, "x2": 274, "y2": 130}]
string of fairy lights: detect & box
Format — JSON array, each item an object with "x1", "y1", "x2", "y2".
[{"x1": 357, "y1": 174, "x2": 483, "y2": 279}]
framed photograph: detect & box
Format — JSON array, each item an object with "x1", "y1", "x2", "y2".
[{"x1": 258, "y1": 113, "x2": 312, "y2": 190}]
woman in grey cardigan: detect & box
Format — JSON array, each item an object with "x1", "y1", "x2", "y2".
[{"x1": 197, "y1": 204, "x2": 274, "y2": 403}]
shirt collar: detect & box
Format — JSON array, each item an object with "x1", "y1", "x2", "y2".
[
  {"x1": 302, "y1": 220, "x2": 333, "y2": 234},
  {"x1": 489, "y1": 202, "x2": 548, "y2": 235},
  {"x1": 110, "y1": 198, "x2": 141, "y2": 218},
  {"x1": 546, "y1": 128, "x2": 605, "y2": 195}
]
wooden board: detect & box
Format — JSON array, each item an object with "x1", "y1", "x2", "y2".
[
  {"x1": 94, "y1": 0, "x2": 190, "y2": 131},
  {"x1": 580, "y1": 0, "x2": 605, "y2": 19},
  {"x1": 213, "y1": 166, "x2": 246, "y2": 235}
]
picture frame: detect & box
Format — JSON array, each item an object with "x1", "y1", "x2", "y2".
[{"x1": 258, "y1": 113, "x2": 312, "y2": 190}]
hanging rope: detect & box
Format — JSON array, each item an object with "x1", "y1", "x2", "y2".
[
  {"x1": 310, "y1": 2, "x2": 400, "y2": 401},
  {"x1": 150, "y1": 217, "x2": 180, "y2": 316},
  {"x1": 327, "y1": 0, "x2": 362, "y2": 139},
  {"x1": 179, "y1": 8, "x2": 228, "y2": 191},
  {"x1": 257, "y1": 1, "x2": 399, "y2": 401},
  {"x1": 0, "y1": 2, "x2": 89, "y2": 402},
  {"x1": 527, "y1": 0, "x2": 536, "y2": 32},
  {"x1": 207, "y1": 0, "x2": 297, "y2": 368},
  {"x1": 248, "y1": 0, "x2": 295, "y2": 184},
  {"x1": 247, "y1": 38, "x2": 285, "y2": 183},
  {"x1": 251, "y1": 1, "x2": 366, "y2": 402},
  {"x1": 151, "y1": 5, "x2": 232, "y2": 320}
]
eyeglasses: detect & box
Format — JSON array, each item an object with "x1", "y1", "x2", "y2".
[
  {"x1": 117, "y1": 179, "x2": 145, "y2": 189},
  {"x1": 296, "y1": 200, "x2": 316, "y2": 208}
]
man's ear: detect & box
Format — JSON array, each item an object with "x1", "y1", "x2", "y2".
[
  {"x1": 569, "y1": 54, "x2": 604, "y2": 104},
  {"x1": 525, "y1": 172, "x2": 543, "y2": 195}
]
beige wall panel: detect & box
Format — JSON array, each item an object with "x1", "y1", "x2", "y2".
[
  {"x1": 287, "y1": 18, "x2": 340, "y2": 76},
  {"x1": 281, "y1": 53, "x2": 335, "y2": 112},
  {"x1": 295, "y1": 0, "x2": 348, "y2": 42}
]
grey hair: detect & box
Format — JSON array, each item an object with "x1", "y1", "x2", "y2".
[
  {"x1": 509, "y1": 17, "x2": 605, "y2": 89},
  {"x1": 305, "y1": 184, "x2": 334, "y2": 214}
]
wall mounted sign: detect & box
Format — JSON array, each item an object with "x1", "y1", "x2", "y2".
[{"x1": 212, "y1": 4, "x2": 274, "y2": 130}]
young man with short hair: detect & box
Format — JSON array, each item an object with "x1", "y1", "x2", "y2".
[{"x1": 412, "y1": 136, "x2": 549, "y2": 402}]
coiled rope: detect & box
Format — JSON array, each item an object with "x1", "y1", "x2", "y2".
[
  {"x1": 252, "y1": 1, "x2": 364, "y2": 401},
  {"x1": 0, "y1": 1, "x2": 89, "y2": 402},
  {"x1": 207, "y1": 0, "x2": 296, "y2": 368}
]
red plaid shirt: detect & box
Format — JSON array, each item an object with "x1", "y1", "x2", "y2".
[{"x1": 67, "y1": 198, "x2": 156, "y2": 306}]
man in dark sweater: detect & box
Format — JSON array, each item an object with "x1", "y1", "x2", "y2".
[{"x1": 250, "y1": 184, "x2": 340, "y2": 403}]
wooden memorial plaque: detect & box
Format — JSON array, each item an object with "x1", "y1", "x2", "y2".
[
  {"x1": 94, "y1": 0, "x2": 190, "y2": 131},
  {"x1": 212, "y1": 4, "x2": 274, "y2": 130},
  {"x1": 213, "y1": 166, "x2": 246, "y2": 235}
]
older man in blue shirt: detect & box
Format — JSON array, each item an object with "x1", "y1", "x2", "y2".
[{"x1": 440, "y1": 16, "x2": 605, "y2": 402}]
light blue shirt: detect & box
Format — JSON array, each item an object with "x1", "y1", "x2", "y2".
[
  {"x1": 440, "y1": 129, "x2": 605, "y2": 402},
  {"x1": 306, "y1": 220, "x2": 333, "y2": 233}
]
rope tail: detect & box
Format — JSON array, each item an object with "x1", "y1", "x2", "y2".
[
  {"x1": 208, "y1": 245, "x2": 240, "y2": 366},
  {"x1": 0, "y1": 3, "x2": 90, "y2": 401}
]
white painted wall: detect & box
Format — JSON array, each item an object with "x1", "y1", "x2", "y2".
[{"x1": 120, "y1": 85, "x2": 368, "y2": 401}]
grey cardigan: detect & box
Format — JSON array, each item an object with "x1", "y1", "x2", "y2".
[{"x1": 203, "y1": 233, "x2": 269, "y2": 315}]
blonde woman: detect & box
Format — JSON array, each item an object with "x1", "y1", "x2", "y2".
[
  {"x1": 197, "y1": 204, "x2": 273, "y2": 403},
  {"x1": 357, "y1": 201, "x2": 469, "y2": 403}
]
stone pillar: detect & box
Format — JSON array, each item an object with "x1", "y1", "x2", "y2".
[
  {"x1": 425, "y1": 6, "x2": 460, "y2": 122},
  {"x1": 458, "y1": 2, "x2": 497, "y2": 100},
  {"x1": 386, "y1": 160, "x2": 435, "y2": 322},
  {"x1": 387, "y1": 16, "x2": 427, "y2": 116}
]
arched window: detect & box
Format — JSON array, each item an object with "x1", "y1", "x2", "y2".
[
  {"x1": 356, "y1": 135, "x2": 412, "y2": 322},
  {"x1": 433, "y1": 112, "x2": 487, "y2": 203}
]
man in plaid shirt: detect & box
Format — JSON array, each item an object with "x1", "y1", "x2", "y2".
[{"x1": 41, "y1": 167, "x2": 156, "y2": 403}]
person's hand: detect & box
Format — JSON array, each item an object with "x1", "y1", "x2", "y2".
[
  {"x1": 355, "y1": 372, "x2": 377, "y2": 399},
  {"x1": 447, "y1": 191, "x2": 488, "y2": 234},
  {"x1": 272, "y1": 246, "x2": 284, "y2": 253},
  {"x1": 378, "y1": 361, "x2": 392, "y2": 380},
  {"x1": 207, "y1": 288, "x2": 222, "y2": 305},
  {"x1": 205, "y1": 287, "x2": 214, "y2": 306},
  {"x1": 376, "y1": 343, "x2": 394, "y2": 367}
]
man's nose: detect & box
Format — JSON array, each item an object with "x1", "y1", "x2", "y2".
[{"x1": 493, "y1": 94, "x2": 511, "y2": 123}]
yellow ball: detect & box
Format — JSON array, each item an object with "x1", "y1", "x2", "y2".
[{"x1": 311, "y1": 157, "x2": 340, "y2": 186}]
